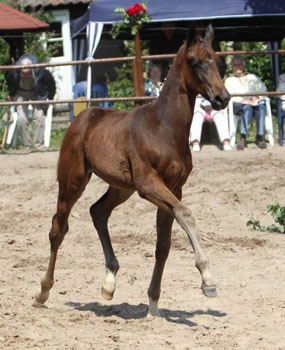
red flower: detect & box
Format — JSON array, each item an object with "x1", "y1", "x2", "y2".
[
  {"x1": 126, "y1": 6, "x2": 134, "y2": 16},
  {"x1": 126, "y1": 3, "x2": 146, "y2": 16}
]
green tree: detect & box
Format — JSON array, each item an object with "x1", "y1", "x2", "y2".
[
  {"x1": 0, "y1": 38, "x2": 10, "y2": 102},
  {"x1": 240, "y1": 41, "x2": 274, "y2": 92},
  {"x1": 0, "y1": 38, "x2": 10, "y2": 138},
  {"x1": 106, "y1": 39, "x2": 150, "y2": 110}
]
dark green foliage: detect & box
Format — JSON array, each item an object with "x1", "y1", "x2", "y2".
[
  {"x1": 0, "y1": 38, "x2": 10, "y2": 143},
  {"x1": 240, "y1": 42, "x2": 274, "y2": 92},
  {"x1": 0, "y1": 38, "x2": 10, "y2": 105},
  {"x1": 106, "y1": 61, "x2": 135, "y2": 110},
  {"x1": 247, "y1": 201, "x2": 285, "y2": 234},
  {"x1": 106, "y1": 39, "x2": 150, "y2": 110},
  {"x1": 49, "y1": 128, "x2": 67, "y2": 149},
  {"x1": 267, "y1": 201, "x2": 285, "y2": 232}
]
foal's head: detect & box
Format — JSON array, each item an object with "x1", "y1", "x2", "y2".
[{"x1": 183, "y1": 24, "x2": 230, "y2": 110}]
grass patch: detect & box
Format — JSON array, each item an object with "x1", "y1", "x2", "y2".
[{"x1": 49, "y1": 128, "x2": 67, "y2": 149}]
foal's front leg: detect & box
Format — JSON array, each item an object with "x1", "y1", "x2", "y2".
[
  {"x1": 138, "y1": 175, "x2": 216, "y2": 314},
  {"x1": 147, "y1": 207, "x2": 174, "y2": 317},
  {"x1": 173, "y1": 203, "x2": 216, "y2": 297},
  {"x1": 90, "y1": 186, "x2": 134, "y2": 300}
]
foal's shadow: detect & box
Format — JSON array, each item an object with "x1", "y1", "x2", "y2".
[{"x1": 65, "y1": 301, "x2": 227, "y2": 327}]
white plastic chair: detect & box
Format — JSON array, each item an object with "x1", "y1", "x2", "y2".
[
  {"x1": 6, "y1": 104, "x2": 53, "y2": 148},
  {"x1": 228, "y1": 97, "x2": 274, "y2": 146}
]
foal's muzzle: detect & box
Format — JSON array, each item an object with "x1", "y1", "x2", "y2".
[{"x1": 211, "y1": 91, "x2": 231, "y2": 110}]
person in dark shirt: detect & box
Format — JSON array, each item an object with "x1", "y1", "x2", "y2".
[{"x1": 6, "y1": 54, "x2": 56, "y2": 148}]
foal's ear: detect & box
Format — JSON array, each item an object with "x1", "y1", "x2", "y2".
[
  {"x1": 186, "y1": 25, "x2": 208, "y2": 47},
  {"x1": 186, "y1": 26, "x2": 198, "y2": 48},
  {"x1": 204, "y1": 24, "x2": 214, "y2": 43}
]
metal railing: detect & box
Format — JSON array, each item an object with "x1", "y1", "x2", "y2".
[{"x1": 0, "y1": 49, "x2": 285, "y2": 107}]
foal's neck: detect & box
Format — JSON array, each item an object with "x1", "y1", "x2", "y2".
[{"x1": 155, "y1": 47, "x2": 196, "y2": 132}]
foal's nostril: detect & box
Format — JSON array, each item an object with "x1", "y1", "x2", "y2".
[
  {"x1": 214, "y1": 93, "x2": 224, "y2": 106},
  {"x1": 214, "y1": 93, "x2": 230, "y2": 108}
]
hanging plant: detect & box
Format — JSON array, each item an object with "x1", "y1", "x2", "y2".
[{"x1": 111, "y1": 2, "x2": 151, "y2": 39}]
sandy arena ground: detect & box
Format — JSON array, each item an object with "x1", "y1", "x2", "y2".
[{"x1": 0, "y1": 143, "x2": 284, "y2": 350}]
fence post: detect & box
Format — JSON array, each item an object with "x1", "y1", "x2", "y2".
[{"x1": 132, "y1": 31, "x2": 145, "y2": 103}]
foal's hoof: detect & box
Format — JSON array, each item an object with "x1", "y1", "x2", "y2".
[
  {"x1": 202, "y1": 285, "x2": 217, "y2": 298},
  {"x1": 101, "y1": 268, "x2": 116, "y2": 300},
  {"x1": 33, "y1": 290, "x2": 49, "y2": 307},
  {"x1": 147, "y1": 297, "x2": 160, "y2": 317},
  {"x1": 147, "y1": 307, "x2": 160, "y2": 318},
  {"x1": 33, "y1": 300, "x2": 47, "y2": 308},
  {"x1": 101, "y1": 287, "x2": 114, "y2": 301}
]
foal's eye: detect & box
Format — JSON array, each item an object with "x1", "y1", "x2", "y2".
[
  {"x1": 188, "y1": 57, "x2": 208, "y2": 72},
  {"x1": 188, "y1": 57, "x2": 203, "y2": 69}
]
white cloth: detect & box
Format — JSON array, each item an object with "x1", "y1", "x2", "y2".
[
  {"x1": 225, "y1": 73, "x2": 267, "y2": 103},
  {"x1": 276, "y1": 73, "x2": 285, "y2": 111},
  {"x1": 190, "y1": 98, "x2": 230, "y2": 143}
]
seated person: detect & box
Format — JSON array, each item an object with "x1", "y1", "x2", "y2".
[
  {"x1": 144, "y1": 63, "x2": 163, "y2": 97},
  {"x1": 6, "y1": 53, "x2": 55, "y2": 149},
  {"x1": 276, "y1": 73, "x2": 285, "y2": 111},
  {"x1": 190, "y1": 98, "x2": 231, "y2": 152},
  {"x1": 225, "y1": 56, "x2": 267, "y2": 150}
]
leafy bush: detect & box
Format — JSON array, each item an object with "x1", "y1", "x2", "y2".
[
  {"x1": 106, "y1": 39, "x2": 150, "y2": 110},
  {"x1": 247, "y1": 201, "x2": 285, "y2": 234},
  {"x1": 49, "y1": 128, "x2": 66, "y2": 149}
]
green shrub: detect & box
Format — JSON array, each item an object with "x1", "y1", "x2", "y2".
[
  {"x1": 247, "y1": 201, "x2": 285, "y2": 234},
  {"x1": 106, "y1": 39, "x2": 150, "y2": 110},
  {"x1": 49, "y1": 128, "x2": 66, "y2": 149}
]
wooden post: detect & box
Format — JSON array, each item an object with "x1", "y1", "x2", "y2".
[{"x1": 132, "y1": 31, "x2": 145, "y2": 102}]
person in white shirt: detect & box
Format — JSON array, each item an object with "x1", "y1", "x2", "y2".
[
  {"x1": 225, "y1": 56, "x2": 267, "y2": 150},
  {"x1": 190, "y1": 97, "x2": 231, "y2": 152}
]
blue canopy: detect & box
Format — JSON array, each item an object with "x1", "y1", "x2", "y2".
[
  {"x1": 71, "y1": 0, "x2": 285, "y2": 99},
  {"x1": 72, "y1": 0, "x2": 285, "y2": 39}
]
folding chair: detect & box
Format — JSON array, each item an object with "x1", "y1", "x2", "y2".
[
  {"x1": 228, "y1": 97, "x2": 274, "y2": 147},
  {"x1": 6, "y1": 104, "x2": 53, "y2": 148},
  {"x1": 70, "y1": 81, "x2": 112, "y2": 122},
  {"x1": 276, "y1": 97, "x2": 285, "y2": 146},
  {"x1": 73, "y1": 97, "x2": 88, "y2": 118}
]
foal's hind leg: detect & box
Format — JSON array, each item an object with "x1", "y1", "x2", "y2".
[
  {"x1": 147, "y1": 207, "x2": 174, "y2": 317},
  {"x1": 90, "y1": 186, "x2": 134, "y2": 301},
  {"x1": 34, "y1": 155, "x2": 90, "y2": 306}
]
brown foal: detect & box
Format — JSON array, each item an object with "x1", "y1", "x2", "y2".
[{"x1": 34, "y1": 25, "x2": 230, "y2": 317}]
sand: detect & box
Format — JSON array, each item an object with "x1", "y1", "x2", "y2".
[{"x1": 0, "y1": 143, "x2": 284, "y2": 350}]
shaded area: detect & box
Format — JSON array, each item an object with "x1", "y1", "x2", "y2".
[{"x1": 66, "y1": 301, "x2": 227, "y2": 327}]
